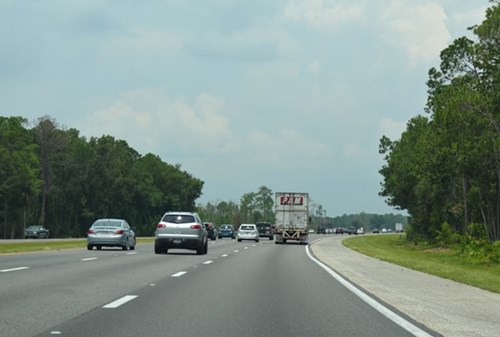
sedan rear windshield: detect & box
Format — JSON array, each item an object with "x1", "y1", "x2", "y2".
[
  {"x1": 93, "y1": 220, "x2": 122, "y2": 227},
  {"x1": 163, "y1": 214, "x2": 195, "y2": 224},
  {"x1": 240, "y1": 225, "x2": 255, "y2": 230}
]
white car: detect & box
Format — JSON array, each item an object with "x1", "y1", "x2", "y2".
[
  {"x1": 356, "y1": 227, "x2": 365, "y2": 235},
  {"x1": 237, "y1": 224, "x2": 259, "y2": 242}
]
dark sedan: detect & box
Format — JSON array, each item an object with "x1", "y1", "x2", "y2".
[
  {"x1": 218, "y1": 224, "x2": 235, "y2": 239},
  {"x1": 24, "y1": 226, "x2": 49, "y2": 239},
  {"x1": 204, "y1": 222, "x2": 217, "y2": 240}
]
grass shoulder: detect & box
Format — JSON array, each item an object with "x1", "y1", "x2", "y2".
[{"x1": 342, "y1": 234, "x2": 500, "y2": 294}]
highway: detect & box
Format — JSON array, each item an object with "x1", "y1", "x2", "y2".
[{"x1": 0, "y1": 236, "x2": 438, "y2": 337}]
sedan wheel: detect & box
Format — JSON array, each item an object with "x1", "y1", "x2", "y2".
[{"x1": 87, "y1": 245, "x2": 93, "y2": 250}]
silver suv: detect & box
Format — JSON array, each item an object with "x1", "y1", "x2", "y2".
[{"x1": 154, "y1": 212, "x2": 208, "y2": 255}]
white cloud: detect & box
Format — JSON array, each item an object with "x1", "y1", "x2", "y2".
[
  {"x1": 246, "y1": 128, "x2": 329, "y2": 168},
  {"x1": 448, "y1": 5, "x2": 488, "y2": 37},
  {"x1": 378, "y1": 117, "x2": 407, "y2": 141},
  {"x1": 306, "y1": 60, "x2": 321, "y2": 74},
  {"x1": 81, "y1": 89, "x2": 236, "y2": 155},
  {"x1": 344, "y1": 143, "x2": 368, "y2": 157},
  {"x1": 284, "y1": 0, "x2": 364, "y2": 31},
  {"x1": 380, "y1": 1, "x2": 452, "y2": 68}
]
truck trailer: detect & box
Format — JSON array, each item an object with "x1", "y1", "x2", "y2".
[{"x1": 274, "y1": 192, "x2": 309, "y2": 244}]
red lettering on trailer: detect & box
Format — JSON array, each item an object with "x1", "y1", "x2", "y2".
[{"x1": 280, "y1": 196, "x2": 304, "y2": 205}]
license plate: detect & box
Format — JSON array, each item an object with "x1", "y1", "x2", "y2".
[{"x1": 173, "y1": 239, "x2": 182, "y2": 244}]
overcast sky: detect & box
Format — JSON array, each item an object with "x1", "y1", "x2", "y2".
[{"x1": 0, "y1": 0, "x2": 489, "y2": 216}]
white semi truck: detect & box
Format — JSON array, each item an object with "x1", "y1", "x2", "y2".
[{"x1": 274, "y1": 192, "x2": 309, "y2": 244}]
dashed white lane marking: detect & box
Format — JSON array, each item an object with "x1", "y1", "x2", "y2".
[
  {"x1": 203, "y1": 260, "x2": 213, "y2": 265},
  {"x1": 171, "y1": 271, "x2": 187, "y2": 277},
  {"x1": 103, "y1": 295, "x2": 138, "y2": 308},
  {"x1": 50, "y1": 331, "x2": 62, "y2": 335},
  {"x1": 1, "y1": 267, "x2": 29, "y2": 272},
  {"x1": 221, "y1": 254, "x2": 228, "y2": 257},
  {"x1": 126, "y1": 252, "x2": 137, "y2": 255},
  {"x1": 233, "y1": 250, "x2": 239, "y2": 253},
  {"x1": 81, "y1": 257, "x2": 97, "y2": 261},
  {"x1": 305, "y1": 244, "x2": 433, "y2": 337},
  {"x1": 244, "y1": 246, "x2": 249, "y2": 250}
]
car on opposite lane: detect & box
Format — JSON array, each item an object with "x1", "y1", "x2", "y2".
[
  {"x1": 237, "y1": 224, "x2": 259, "y2": 242},
  {"x1": 24, "y1": 225, "x2": 50, "y2": 239},
  {"x1": 87, "y1": 218, "x2": 136, "y2": 250},
  {"x1": 155, "y1": 212, "x2": 208, "y2": 255}
]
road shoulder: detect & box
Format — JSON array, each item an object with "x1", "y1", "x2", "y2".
[{"x1": 310, "y1": 236, "x2": 500, "y2": 337}]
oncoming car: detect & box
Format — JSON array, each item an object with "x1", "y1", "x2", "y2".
[
  {"x1": 237, "y1": 224, "x2": 259, "y2": 242},
  {"x1": 87, "y1": 218, "x2": 136, "y2": 251},
  {"x1": 24, "y1": 225, "x2": 50, "y2": 239},
  {"x1": 155, "y1": 212, "x2": 208, "y2": 255}
]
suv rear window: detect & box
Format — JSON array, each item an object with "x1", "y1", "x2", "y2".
[
  {"x1": 162, "y1": 214, "x2": 195, "y2": 224},
  {"x1": 240, "y1": 225, "x2": 255, "y2": 230}
]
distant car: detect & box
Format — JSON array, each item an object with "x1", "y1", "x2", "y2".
[
  {"x1": 204, "y1": 222, "x2": 217, "y2": 241},
  {"x1": 347, "y1": 227, "x2": 356, "y2": 235},
  {"x1": 356, "y1": 228, "x2": 365, "y2": 235},
  {"x1": 87, "y1": 219, "x2": 136, "y2": 251},
  {"x1": 381, "y1": 228, "x2": 388, "y2": 233},
  {"x1": 24, "y1": 225, "x2": 49, "y2": 239},
  {"x1": 218, "y1": 224, "x2": 236, "y2": 239},
  {"x1": 255, "y1": 222, "x2": 273, "y2": 240},
  {"x1": 237, "y1": 224, "x2": 259, "y2": 242},
  {"x1": 317, "y1": 225, "x2": 326, "y2": 234},
  {"x1": 373, "y1": 228, "x2": 380, "y2": 234},
  {"x1": 155, "y1": 212, "x2": 208, "y2": 255},
  {"x1": 335, "y1": 227, "x2": 344, "y2": 235}
]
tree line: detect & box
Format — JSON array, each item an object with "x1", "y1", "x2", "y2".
[
  {"x1": 379, "y1": 2, "x2": 500, "y2": 243},
  {"x1": 0, "y1": 116, "x2": 203, "y2": 238}
]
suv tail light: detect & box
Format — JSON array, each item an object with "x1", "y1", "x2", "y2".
[
  {"x1": 157, "y1": 224, "x2": 167, "y2": 229},
  {"x1": 191, "y1": 224, "x2": 202, "y2": 229}
]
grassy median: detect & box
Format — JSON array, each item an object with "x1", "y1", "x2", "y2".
[
  {"x1": 342, "y1": 234, "x2": 500, "y2": 294},
  {"x1": 0, "y1": 238, "x2": 155, "y2": 254}
]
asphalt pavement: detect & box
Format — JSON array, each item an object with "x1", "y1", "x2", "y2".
[{"x1": 309, "y1": 235, "x2": 500, "y2": 337}]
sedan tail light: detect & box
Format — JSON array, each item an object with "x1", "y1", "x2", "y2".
[
  {"x1": 87, "y1": 229, "x2": 95, "y2": 234},
  {"x1": 191, "y1": 224, "x2": 202, "y2": 229},
  {"x1": 115, "y1": 229, "x2": 125, "y2": 234}
]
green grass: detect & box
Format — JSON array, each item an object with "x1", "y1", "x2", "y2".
[
  {"x1": 0, "y1": 237, "x2": 155, "y2": 254},
  {"x1": 343, "y1": 234, "x2": 500, "y2": 294}
]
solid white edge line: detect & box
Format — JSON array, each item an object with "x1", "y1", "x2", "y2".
[
  {"x1": 102, "y1": 295, "x2": 138, "y2": 309},
  {"x1": 305, "y1": 244, "x2": 434, "y2": 337},
  {"x1": 1, "y1": 267, "x2": 30, "y2": 272},
  {"x1": 203, "y1": 260, "x2": 213, "y2": 264}
]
